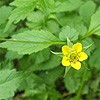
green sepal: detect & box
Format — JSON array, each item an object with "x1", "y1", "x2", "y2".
[
  {"x1": 67, "y1": 37, "x2": 73, "y2": 48},
  {"x1": 82, "y1": 62, "x2": 90, "y2": 70},
  {"x1": 51, "y1": 51, "x2": 63, "y2": 57},
  {"x1": 82, "y1": 43, "x2": 93, "y2": 51},
  {"x1": 63, "y1": 66, "x2": 71, "y2": 78}
]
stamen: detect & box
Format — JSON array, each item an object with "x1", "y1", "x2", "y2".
[{"x1": 70, "y1": 53, "x2": 77, "y2": 59}]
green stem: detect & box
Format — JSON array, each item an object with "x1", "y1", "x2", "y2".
[
  {"x1": 0, "y1": 38, "x2": 66, "y2": 45},
  {"x1": 79, "y1": 33, "x2": 91, "y2": 40},
  {"x1": 74, "y1": 68, "x2": 87, "y2": 100},
  {"x1": 80, "y1": 24, "x2": 100, "y2": 41}
]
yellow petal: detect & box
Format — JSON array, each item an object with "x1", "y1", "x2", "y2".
[
  {"x1": 62, "y1": 56, "x2": 70, "y2": 66},
  {"x1": 71, "y1": 61, "x2": 81, "y2": 70},
  {"x1": 79, "y1": 52, "x2": 88, "y2": 61},
  {"x1": 72, "y1": 43, "x2": 82, "y2": 52},
  {"x1": 62, "y1": 45, "x2": 70, "y2": 55}
]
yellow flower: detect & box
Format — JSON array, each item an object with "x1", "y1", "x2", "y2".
[{"x1": 62, "y1": 43, "x2": 88, "y2": 70}]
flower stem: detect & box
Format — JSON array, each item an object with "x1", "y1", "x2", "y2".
[
  {"x1": 74, "y1": 68, "x2": 87, "y2": 100},
  {"x1": 80, "y1": 34, "x2": 90, "y2": 40}
]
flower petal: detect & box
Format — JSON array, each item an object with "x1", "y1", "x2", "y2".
[
  {"x1": 62, "y1": 56, "x2": 70, "y2": 66},
  {"x1": 79, "y1": 52, "x2": 88, "y2": 61},
  {"x1": 62, "y1": 45, "x2": 70, "y2": 55},
  {"x1": 71, "y1": 61, "x2": 81, "y2": 70},
  {"x1": 72, "y1": 43, "x2": 82, "y2": 52}
]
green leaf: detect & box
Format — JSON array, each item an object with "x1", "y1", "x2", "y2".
[
  {"x1": 0, "y1": 6, "x2": 15, "y2": 38},
  {"x1": 22, "y1": 74, "x2": 61, "y2": 99},
  {"x1": 37, "y1": 0, "x2": 55, "y2": 13},
  {"x1": 5, "y1": 51, "x2": 23, "y2": 60},
  {"x1": 38, "y1": 67, "x2": 64, "y2": 85},
  {"x1": 0, "y1": 30, "x2": 61, "y2": 54},
  {"x1": 29, "y1": 48, "x2": 50, "y2": 64},
  {"x1": 0, "y1": 24, "x2": 15, "y2": 38},
  {"x1": 64, "y1": 68, "x2": 85, "y2": 93},
  {"x1": 5, "y1": 0, "x2": 36, "y2": 32},
  {"x1": 79, "y1": 1, "x2": 96, "y2": 24},
  {"x1": 10, "y1": 0, "x2": 36, "y2": 23},
  {"x1": 29, "y1": 54, "x2": 61, "y2": 71},
  {"x1": 23, "y1": 84, "x2": 47, "y2": 97},
  {"x1": 59, "y1": 13, "x2": 82, "y2": 27},
  {"x1": 59, "y1": 26, "x2": 79, "y2": 41},
  {"x1": 20, "y1": 72, "x2": 62, "y2": 99},
  {"x1": 90, "y1": 76, "x2": 100, "y2": 92},
  {"x1": 64, "y1": 70, "x2": 80, "y2": 93},
  {"x1": 0, "y1": 69, "x2": 23, "y2": 99},
  {"x1": 20, "y1": 72, "x2": 44, "y2": 90},
  {"x1": 26, "y1": 11, "x2": 45, "y2": 30},
  {"x1": 45, "y1": 20, "x2": 60, "y2": 35},
  {"x1": 88, "y1": 10, "x2": 100, "y2": 36},
  {"x1": 52, "y1": 0, "x2": 83, "y2": 12},
  {"x1": 82, "y1": 38, "x2": 94, "y2": 55},
  {"x1": 47, "y1": 87, "x2": 62, "y2": 100},
  {"x1": 77, "y1": 24, "x2": 87, "y2": 37},
  {"x1": 0, "y1": 6, "x2": 12, "y2": 25},
  {"x1": 89, "y1": 38, "x2": 100, "y2": 70},
  {"x1": 34, "y1": 48, "x2": 50, "y2": 64},
  {"x1": 58, "y1": 13, "x2": 87, "y2": 37}
]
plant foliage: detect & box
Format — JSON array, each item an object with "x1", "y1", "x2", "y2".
[{"x1": 0, "y1": 0, "x2": 100, "y2": 99}]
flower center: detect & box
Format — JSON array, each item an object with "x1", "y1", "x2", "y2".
[{"x1": 70, "y1": 53, "x2": 77, "y2": 60}]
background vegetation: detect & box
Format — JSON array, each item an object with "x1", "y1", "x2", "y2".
[{"x1": 0, "y1": 0, "x2": 100, "y2": 100}]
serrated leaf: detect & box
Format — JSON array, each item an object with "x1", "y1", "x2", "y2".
[
  {"x1": 5, "y1": 0, "x2": 36, "y2": 32},
  {"x1": 52, "y1": 0, "x2": 83, "y2": 12},
  {"x1": 59, "y1": 13, "x2": 82, "y2": 27},
  {"x1": 90, "y1": 76, "x2": 100, "y2": 91},
  {"x1": 37, "y1": 0, "x2": 55, "y2": 13},
  {"x1": 23, "y1": 84, "x2": 46, "y2": 97},
  {"x1": 27, "y1": 11, "x2": 44, "y2": 22},
  {"x1": 5, "y1": 51, "x2": 23, "y2": 60},
  {"x1": 58, "y1": 13, "x2": 87, "y2": 37},
  {"x1": 20, "y1": 72, "x2": 44, "y2": 90},
  {"x1": 29, "y1": 48, "x2": 50, "y2": 64},
  {"x1": 38, "y1": 67, "x2": 64, "y2": 85},
  {"x1": 45, "y1": 20, "x2": 60, "y2": 35},
  {"x1": 79, "y1": 1, "x2": 96, "y2": 24},
  {"x1": 89, "y1": 38, "x2": 100, "y2": 70},
  {"x1": 0, "y1": 6, "x2": 12, "y2": 25},
  {"x1": 22, "y1": 72, "x2": 62, "y2": 99},
  {"x1": 0, "y1": 30, "x2": 60, "y2": 54},
  {"x1": 34, "y1": 48, "x2": 50, "y2": 64},
  {"x1": 29, "y1": 54, "x2": 61, "y2": 71},
  {"x1": 47, "y1": 87, "x2": 62, "y2": 100},
  {"x1": 77, "y1": 24, "x2": 87, "y2": 37},
  {"x1": 0, "y1": 69, "x2": 23, "y2": 99},
  {"x1": 10, "y1": 0, "x2": 36, "y2": 23},
  {"x1": 59, "y1": 26, "x2": 79, "y2": 41},
  {"x1": 64, "y1": 76, "x2": 80, "y2": 93},
  {"x1": 88, "y1": 10, "x2": 100, "y2": 36},
  {"x1": 0, "y1": 6, "x2": 14, "y2": 37},
  {"x1": 64, "y1": 69, "x2": 83, "y2": 93},
  {"x1": 26, "y1": 11, "x2": 45, "y2": 30}
]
